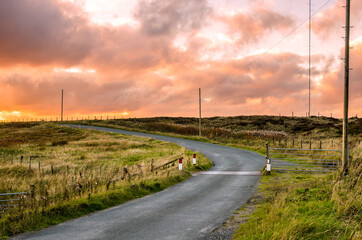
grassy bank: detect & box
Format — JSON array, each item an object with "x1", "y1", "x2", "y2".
[
  {"x1": 0, "y1": 123, "x2": 212, "y2": 238},
  {"x1": 233, "y1": 143, "x2": 361, "y2": 239}
]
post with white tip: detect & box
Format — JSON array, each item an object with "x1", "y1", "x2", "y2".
[
  {"x1": 266, "y1": 158, "x2": 271, "y2": 174},
  {"x1": 193, "y1": 154, "x2": 196, "y2": 165},
  {"x1": 266, "y1": 143, "x2": 271, "y2": 175},
  {"x1": 179, "y1": 158, "x2": 182, "y2": 171}
]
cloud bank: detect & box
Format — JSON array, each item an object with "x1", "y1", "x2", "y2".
[{"x1": 0, "y1": 0, "x2": 361, "y2": 120}]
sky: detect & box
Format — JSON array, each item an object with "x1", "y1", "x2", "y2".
[{"x1": 0, "y1": 0, "x2": 361, "y2": 121}]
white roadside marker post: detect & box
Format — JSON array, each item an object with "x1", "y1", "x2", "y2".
[
  {"x1": 266, "y1": 142, "x2": 271, "y2": 175},
  {"x1": 193, "y1": 154, "x2": 197, "y2": 165},
  {"x1": 179, "y1": 158, "x2": 182, "y2": 171},
  {"x1": 266, "y1": 158, "x2": 271, "y2": 175}
]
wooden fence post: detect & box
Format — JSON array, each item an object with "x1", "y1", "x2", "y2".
[
  {"x1": 71, "y1": 177, "x2": 74, "y2": 192},
  {"x1": 30, "y1": 185, "x2": 35, "y2": 200},
  {"x1": 137, "y1": 164, "x2": 143, "y2": 177}
]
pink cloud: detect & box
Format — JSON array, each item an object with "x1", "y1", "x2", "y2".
[
  {"x1": 313, "y1": 0, "x2": 362, "y2": 40},
  {"x1": 220, "y1": 6, "x2": 295, "y2": 46}
]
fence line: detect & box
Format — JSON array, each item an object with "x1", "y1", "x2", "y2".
[
  {"x1": 2, "y1": 113, "x2": 359, "y2": 124},
  {"x1": 0, "y1": 154, "x2": 189, "y2": 216},
  {"x1": 0, "y1": 116, "x2": 130, "y2": 123}
]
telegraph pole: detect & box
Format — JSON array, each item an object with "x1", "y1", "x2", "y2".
[
  {"x1": 308, "y1": 0, "x2": 312, "y2": 117},
  {"x1": 342, "y1": 0, "x2": 350, "y2": 175},
  {"x1": 199, "y1": 88, "x2": 201, "y2": 136},
  {"x1": 61, "y1": 89, "x2": 64, "y2": 121}
]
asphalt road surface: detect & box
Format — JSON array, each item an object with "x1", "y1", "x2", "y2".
[{"x1": 14, "y1": 125, "x2": 265, "y2": 240}]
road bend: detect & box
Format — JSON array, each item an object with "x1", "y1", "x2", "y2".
[{"x1": 14, "y1": 125, "x2": 265, "y2": 240}]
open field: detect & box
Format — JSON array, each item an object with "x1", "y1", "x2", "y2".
[
  {"x1": 0, "y1": 122, "x2": 212, "y2": 238},
  {"x1": 75, "y1": 115, "x2": 361, "y2": 137},
  {"x1": 69, "y1": 115, "x2": 361, "y2": 155}
]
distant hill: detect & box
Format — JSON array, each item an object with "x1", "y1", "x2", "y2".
[{"x1": 99, "y1": 115, "x2": 361, "y2": 138}]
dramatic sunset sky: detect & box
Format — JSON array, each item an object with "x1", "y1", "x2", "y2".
[{"x1": 0, "y1": 0, "x2": 361, "y2": 120}]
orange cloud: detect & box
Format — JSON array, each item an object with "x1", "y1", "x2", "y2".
[
  {"x1": 220, "y1": 6, "x2": 295, "y2": 45},
  {"x1": 313, "y1": 0, "x2": 362, "y2": 40}
]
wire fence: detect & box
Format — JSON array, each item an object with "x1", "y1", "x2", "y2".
[
  {"x1": 0, "y1": 115, "x2": 130, "y2": 123},
  {"x1": 0, "y1": 154, "x2": 189, "y2": 216}
]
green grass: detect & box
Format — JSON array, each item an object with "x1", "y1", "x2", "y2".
[
  {"x1": 233, "y1": 170, "x2": 361, "y2": 239},
  {"x1": 233, "y1": 136, "x2": 361, "y2": 240}
]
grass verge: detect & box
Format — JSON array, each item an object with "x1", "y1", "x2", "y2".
[{"x1": 233, "y1": 170, "x2": 361, "y2": 239}]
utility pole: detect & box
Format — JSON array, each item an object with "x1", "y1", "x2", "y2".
[
  {"x1": 61, "y1": 89, "x2": 64, "y2": 121},
  {"x1": 199, "y1": 88, "x2": 201, "y2": 136},
  {"x1": 342, "y1": 0, "x2": 351, "y2": 175},
  {"x1": 308, "y1": 0, "x2": 312, "y2": 117}
]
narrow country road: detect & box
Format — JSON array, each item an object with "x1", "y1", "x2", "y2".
[{"x1": 14, "y1": 125, "x2": 265, "y2": 240}]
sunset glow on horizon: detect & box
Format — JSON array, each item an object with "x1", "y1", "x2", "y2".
[{"x1": 0, "y1": 0, "x2": 361, "y2": 121}]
